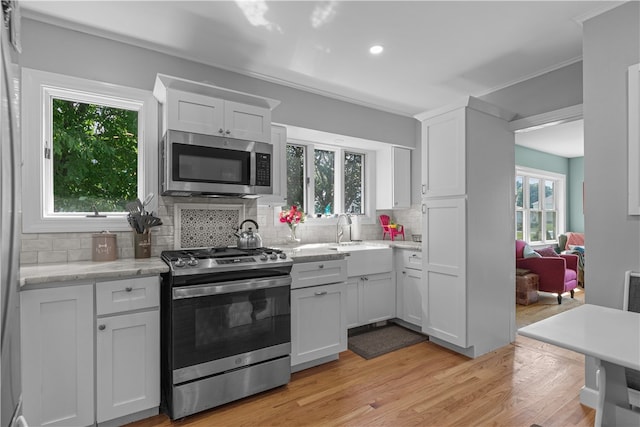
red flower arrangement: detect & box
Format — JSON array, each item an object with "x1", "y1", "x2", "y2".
[{"x1": 279, "y1": 205, "x2": 305, "y2": 226}]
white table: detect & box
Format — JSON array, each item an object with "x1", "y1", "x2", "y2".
[{"x1": 518, "y1": 304, "x2": 640, "y2": 427}]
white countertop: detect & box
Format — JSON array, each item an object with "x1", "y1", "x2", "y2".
[
  {"x1": 20, "y1": 258, "x2": 169, "y2": 288},
  {"x1": 19, "y1": 240, "x2": 421, "y2": 288},
  {"x1": 518, "y1": 304, "x2": 640, "y2": 370}
]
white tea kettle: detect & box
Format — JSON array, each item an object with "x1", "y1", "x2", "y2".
[{"x1": 234, "y1": 219, "x2": 263, "y2": 249}]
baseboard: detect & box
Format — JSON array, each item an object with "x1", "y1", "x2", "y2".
[
  {"x1": 97, "y1": 407, "x2": 159, "y2": 427},
  {"x1": 429, "y1": 336, "x2": 475, "y2": 358},
  {"x1": 580, "y1": 386, "x2": 640, "y2": 409},
  {"x1": 291, "y1": 353, "x2": 339, "y2": 373},
  {"x1": 391, "y1": 318, "x2": 422, "y2": 333}
]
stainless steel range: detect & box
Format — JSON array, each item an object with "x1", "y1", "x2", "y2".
[{"x1": 160, "y1": 247, "x2": 293, "y2": 419}]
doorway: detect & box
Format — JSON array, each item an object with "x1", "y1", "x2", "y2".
[{"x1": 510, "y1": 105, "x2": 585, "y2": 330}]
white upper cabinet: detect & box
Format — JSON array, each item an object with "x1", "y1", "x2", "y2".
[
  {"x1": 376, "y1": 146, "x2": 411, "y2": 209},
  {"x1": 223, "y1": 100, "x2": 272, "y2": 142},
  {"x1": 164, "y1": 88, "x2": 225, "y2": 136},
  {"x1": 153, "y1": 74, "x2": 279, "y2": 143},
  {"x1": 420, "y1": 108, "x2": 466, "y2": 198}
]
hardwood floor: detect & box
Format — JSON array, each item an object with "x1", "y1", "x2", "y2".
[
  {"x1": 517, "y1": 286, "x2": 585, "y2": 328},
  {"x1": 127, "y1": 333, "x2": 594, "y2": 426}
]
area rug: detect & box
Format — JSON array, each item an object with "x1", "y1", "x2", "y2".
[{"x1": 348, "y1": 325, "x2": 428, "y2": 360}]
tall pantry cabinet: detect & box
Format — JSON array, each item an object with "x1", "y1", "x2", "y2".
[{"x1": 417, "y1": 97, "x2": 515, "y2": 358}]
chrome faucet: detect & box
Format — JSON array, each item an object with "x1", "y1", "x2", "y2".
[{"x1": 336, "y1": 214, "x2": 352, "y2": 243}]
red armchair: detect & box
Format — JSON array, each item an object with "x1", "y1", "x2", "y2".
[
  {"x1": 379, "y1": 215, "x2": 405, "y2": 241},
  {"x1": 515, "y1": 240, "x2": 579, "y2": 304}
]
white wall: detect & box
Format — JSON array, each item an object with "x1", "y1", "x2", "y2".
[
  {"x1": 480, "y1": 61, "x2": 583, "y2": 120},
  {"x1": 582, "y1": 0, "x2": 639, "y2": 393},
  {"x1": 19, "y1": 18, "x2": 418, "y2": 149}
]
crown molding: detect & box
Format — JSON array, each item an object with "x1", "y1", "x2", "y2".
[{"x1": 509, "y1": 104, "x2": 583, "y2": 132}]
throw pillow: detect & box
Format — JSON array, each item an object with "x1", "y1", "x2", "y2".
[
  {"x1": 523, "y1": 244, "x2": 542, "y2": 258},
  {"x1": 535, "y1": 246, "x2": 560, "y2": 257}
]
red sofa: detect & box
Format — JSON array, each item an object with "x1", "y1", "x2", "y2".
[{"x1": 515, "y1": 240, "x2": 579, "y2": 304}]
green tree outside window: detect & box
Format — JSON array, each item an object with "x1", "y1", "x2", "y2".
[{"x1": 52, "y1": 99, "x2": 138, "y2": 212}]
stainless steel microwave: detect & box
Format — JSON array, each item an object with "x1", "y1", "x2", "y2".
[{"x1": 161, "y1": 130, "x2": 273, "y2": 197}]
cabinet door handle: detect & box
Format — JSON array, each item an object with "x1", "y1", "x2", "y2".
[
  {"x1": 225, "y1": 130, "x2": 231, "y2": 135},
  {"x1": 218, "y1": 128, "x2": 225, "y2": 134},
  {"x1": 98, "y1": 324, "x2": 106, "y2": 331},
  {"x1": 125, "y1": 286, "x2": 133, "y2": 292},
  {"x1": 422, "y1": 204, "x2": 426, "y2": 214},
  {"x1": 364, "y1": 277, "x2": 369, "y2": 281},
  {"x1": 411, "y1": 254, "x2": 418, "y2": 258},
  {"x1": 314, "y1": 291, "x2": 327, "y2": 296},
  {"x1": 402, "y1": 271, "x2": 406, "y2": 275},
  {"x1": 422, "y1": 184, "x2": 426, "y2": 194},
  {"x1": 318, "y1": 264, "x2": 324, "y2": 269}
]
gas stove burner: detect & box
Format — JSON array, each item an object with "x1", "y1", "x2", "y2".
[{"x1": 161, "y1": 246, "x2": 291, "y2": 276}]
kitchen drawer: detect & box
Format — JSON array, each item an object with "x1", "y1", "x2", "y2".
[
  {"x1": 96, "y1": 276, "x2": 160, "y2": 316},
  {"x1": 291, "y1": 260, "x2": 347, "y2": 289},
  {"x1": 402, "y1": 251, "x2": 422, "y2": 271}
]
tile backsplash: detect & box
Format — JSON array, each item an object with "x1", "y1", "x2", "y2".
[
  {"x1": 174, "y1": 203, "x2": 244, "y2": 249},
  {"x1": 19, "y1": 197, "x2": 422, "y2": 265}
]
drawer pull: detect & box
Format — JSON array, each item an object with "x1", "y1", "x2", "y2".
[
  {"x1": 318, "y1": 264, "x2": 324, "y2": 269},
  {"x1": 98, "y1": 324, "x2": 106, "y2": 331},
  {"x1": 314, "y1": 291, "x2": 328, "y2": 296},
  {"x1": 125, "y1": 286, "x2": 133, "y2": 292},
  {"x1": 411, "y1": 254, "x2": 418, "y2": 258}
]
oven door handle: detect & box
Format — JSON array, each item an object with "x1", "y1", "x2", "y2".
[{"x1": 172, "y1": 275, "x2": 292, "y2": 299}]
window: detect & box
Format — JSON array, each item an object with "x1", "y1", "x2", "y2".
[
  {"x1": 285, "y1": 140, "x2": 368, "y2": 219},
  {"x1": 515, "y1": 166, "x2": 565, "y2": 244},
  {"x1": 22, "y1": 68, "x2": 158, "y2": 232},
  {"x1": 52, "y1": 99, "x2": 138, "y2": 213},
  {"x1": 344, "y1": 152, "x2": 364, "y2": 214}
]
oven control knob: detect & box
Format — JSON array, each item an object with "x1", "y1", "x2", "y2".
[
  {"x1": 260, "y1": 254, "x2": 268, "y2": 261},
  {"x1": 187, "y1": 257, "x2": 198, "y2": 266},
  {"x1": 174, "y1": 258, "x2": 186, "y2": 268},
  {"x1": 279, "y1": 253, "x2": 287, "y2": 259},
  {"x1": 269, "y1": 253, "x2": 278, "y2": 260}
]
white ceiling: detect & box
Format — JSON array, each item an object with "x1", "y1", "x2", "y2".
[
  {"x1": 515, "y1": 118, "x2": 584, "y2": 158},
  {"x1": 21, "y1": 0, "x2": 611, "y2": 157}
]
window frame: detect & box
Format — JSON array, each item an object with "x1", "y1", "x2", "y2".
[
  {"x1": 22, "y1": 68, "x2": 158, "y2": 233},
  {"x1": 515, "y1": 166, "x2": 566, "y2": 245},
  {"x1": 284, "y1": 137, "x2": 375, "y2": 225}
]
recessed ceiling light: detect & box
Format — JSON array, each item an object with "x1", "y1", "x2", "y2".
[{"x1": 369, "y1": 45, "x2": 384, "y2": 55}]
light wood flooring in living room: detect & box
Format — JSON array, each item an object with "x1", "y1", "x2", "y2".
[{"x1": 128, "y1": 287, "x2": 592, "y2": 427}]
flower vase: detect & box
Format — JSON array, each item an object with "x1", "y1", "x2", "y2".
[{"x1": 289, "y1": 223, "x2": 301, "y2": 243}]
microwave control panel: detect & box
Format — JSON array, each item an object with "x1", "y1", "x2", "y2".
[{"x1": 255, "y1": 153, "x2": 271, "y2": 187}]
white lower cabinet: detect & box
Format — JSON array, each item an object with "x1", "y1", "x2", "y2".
[
  {"x1": 347, "y1": 272, "x2": 395, "y2": 328},
  {"x1": 398, "y1": 269, "x2": 423, "y2": 327},
  {"x1": 21, "y1": 284, "x2": 95, "y2": 427},
  {"x1": 290, "y1": 260, "x2": 348, "y2": 371},
  {"x1": 21, "y1": 276, "x2": 160, "y2": 427},
  {"x1": 422, "y1": 197, "x2": 467, "y2": 348},
  {"x1": 96, "y1": 310, "x2": 160, "y2": 423},
  {"x1": 291, "y1": 282, "x2": 347, "y2": 366},
  {"x1": 395, "y1": 250, "x2": 424, "y2": 327}
]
